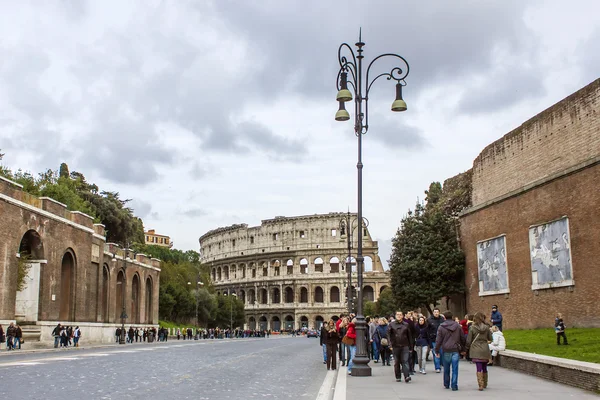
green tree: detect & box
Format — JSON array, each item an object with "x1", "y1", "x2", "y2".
[
  {"x1": 59, "y1": 162, "x2": 70, "y2": 178},
  {"x1": 375, "y1": 287, "x2": 397, "y2": 317},
  {"x1": 389, "y1": 181, "x2": 466, "y2": 314}
]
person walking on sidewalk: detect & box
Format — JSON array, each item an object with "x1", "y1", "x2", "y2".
[
  {"x1": 6, "y1": 322, "x2": 16, "y2": 351},
  {"x1": 14, "y1": 324, "x2": 23, "y2": 349},
  {"x1": 388, "y1": 311, "x2": 413, "y2": 383},
  {"x1": 415, "y1": 316, "x2": 431, "y2": 374},
  {"x1": 343, "y1": 318, "x2": 357, "y2": 375},
  {"x1": 465, "y1": 312, "x2": 493, "y2": 391},
  {"x1": 435, "y1": 311, "x2": 465, "y2": 391},
  {"x1": 73, "y1": 326, "x2": 81, "y2": 347},
  {"x1": 376, "y1": 317, "x2": 391, "y2": 366},
  {"x1": 325, "y1": 319, "x2": 339, "y2": 370},
  {"x1": 427, "y1": 308, "x2": 444, "y2": 373}
]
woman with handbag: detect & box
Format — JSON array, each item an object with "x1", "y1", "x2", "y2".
[
  {"x1": 342, "y1": 318, "x2": 357, "y2": 375},
  {"x1": 376, "y1": 318, "x2": 391, "y2": 366},
  {"x1": 465, "y1": 312, "x2": 493, "y2": 391}
]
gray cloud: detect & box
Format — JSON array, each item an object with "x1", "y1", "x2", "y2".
[
  {"x1": 129, "y1": 199, "x2": 153, "y2": 219},
  {"x1": 183, "y1": 208, "x2": 209, "y2": 218},
  {"x1": 368, "y1": 117, "x2": 427, "y2": 150}
]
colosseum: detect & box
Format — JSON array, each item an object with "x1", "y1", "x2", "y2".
[{"x1": 199, "y1": 212, "x2": 390, "y2": 331}]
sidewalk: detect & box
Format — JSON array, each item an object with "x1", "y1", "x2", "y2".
[{"x1": 344, "y1": 358, "x2": 599, "y2": 399}]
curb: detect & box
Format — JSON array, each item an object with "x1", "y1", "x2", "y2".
[{"x1": 316, "y1": 367, "x2": 339, "y2": 400}]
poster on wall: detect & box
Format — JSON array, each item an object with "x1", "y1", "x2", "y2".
[
  {"x1": 529, "y1": 216, "x2": 574, "y2": 290},
  {"x1": 477, "y1": 234, "x2": 510, "y2": 296}
]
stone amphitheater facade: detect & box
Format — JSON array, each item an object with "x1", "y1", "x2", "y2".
[{"x1": 199, "y1": 212, "x2": 390, "y2": 331}]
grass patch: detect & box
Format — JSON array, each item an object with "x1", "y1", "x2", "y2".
[
  {"x1": 504, "y1": 328, "x2": 600, "y2": 364},
  {"x1": 158, "y1": 320, "x2": 196, "y2": 330}
]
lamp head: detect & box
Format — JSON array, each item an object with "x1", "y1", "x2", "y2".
[
  {"x1": 336, "y1": 72, "x2": 353, "y2": 102},
  {"x1": 391, "y1": 83, "x2": 407, "y2": 112},
  {"x1": 335, "y1": 101, "x2": 350, "y2": 121}
]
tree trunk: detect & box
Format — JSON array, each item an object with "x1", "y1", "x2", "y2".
[{"x1": 425, "y1": 304, "x2": 434, "y2": 315}]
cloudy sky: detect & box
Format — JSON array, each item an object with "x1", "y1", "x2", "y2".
[{"x1": 1, "y1": 0, "x2": 598, "y2": 267}]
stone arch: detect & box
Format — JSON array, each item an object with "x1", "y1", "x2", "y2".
[
  {"x1": 314, "y1": 286, "x2": 324, "y2": 303},
  {"x1": 101, "y1": 264, "x2": 110, "y2": 323},
  {"x1": 239, "y1": 264, "x2": 246, "y2": 279},
  {"x1": 259, "y1": 288, "x2": 268, "y2": 304},
  {"x1": 363, "y1": 285, "x2": 374, "y2": 302},
  {"x1": 284, "y1": 315, "x2": 294, "y2": 330},
  {"x1": 115, "y1": 269, "x2": 126, "y2": 322},
  {"x1": 272, "y1": 316, "x2": 281, "y2": 331},
  {"x1": 131, "y1": 273, "x2": 141, "y2": 324},
  {"x1": 300, "y1": 315, "x2": 309, "y2": 328},
  {"x1": 345, "y1": 256, "x2": 357, "y2": 272},
  {"x1": 315, "y1": 315, "x2": 324, "y2": 330},
  {"x1": 259, "y1": 315, "x2": 268, "y2": 331},
  {"x1": 329, "y1": 256, "x2": 340, "y2": 273},
  {"x1": 261, "y1": 262, "x2": 268, "y2": 277},
  {"x1": 145, "y1": 276, "x2": 153, "y2": 323},
  {"x1": 364, "y1": 256, "x2": 373, "y2": 272},
  {"x1": 272, "y1": 287, "x2": 281, "y2": 304},
  {"x1": 300, "y1": 287, "x2": 308, "y2": 303},
  {"x1": 286, "y1": 259, "x2": 294, "y2": 275},
  {"x1": 59, "y1": 249, "x2": 76, "y2": 321},
  {"x1": 16, "y1": 230, "x2": 44, "y2": 322},
  {"x1": 249, "y1": 316, "x2": 256, "y2": 330},
  {"x1": 248, "y1": 289, "x2": 256, "y2": 304},
  {"x1": 380, "y1": 285, "x2": 389, "y2": 294},
  {"x1": 271, "y1": 259, "x2": 281, "y2": 276},
  {"x1": 239, "y1": 289, "x2": 246, "y2": 304},
  {"x1": 330, "y1": 286, "x2": 340, "y2": 303},
  {"x1": 285, "y1": 286, "x2": 294, "y2": 303},
  {"x1": 224, "y1": 265, "x2": 229, "y2": 280},
  {"x1": 314, "y1": 257, "x2": 324, "y2": 273},
  {"x1": 211, "y1": 268, "x2": 216, "y2": 282},
  {"x1": 300, "y1": 258, "x2": 308, "y2": 274},
  {"x1": 217, "y1": 267, "x2": 222, "y2": 281}
]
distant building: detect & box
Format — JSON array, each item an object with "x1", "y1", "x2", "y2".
[{"x1": 145, "y1": 229, "x2": 173, "y2": 248}]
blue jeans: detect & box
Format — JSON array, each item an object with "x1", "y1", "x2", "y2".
[
  {"x1": 431, "y1": 341, "x2": 441, "y2": 370},
  {"x1": 339, "y1": 343, "x2": 346, "y2": 362},
  {"x1": 347, "y1": 345, "x2": 357, "y2": 372},
  {"x1": 322, "y1": 344, "x2": 327, "y2": 362},
  {"x1": 442, "y1": 351, "x2": 460, "y2": 390},
  {"x1": 14, "y1": 337, "x2": 21, "y2": 349},
  {"x1": 54, "y1": 336, "x2": 60, "y2": 348},
  {"x1": 371, "y1": 341, "x2": 380, "y2": 361}
]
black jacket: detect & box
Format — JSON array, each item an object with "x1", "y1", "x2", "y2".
[
  {"x1": 427, "y1": 316, "x2": 443, "y2": 342},
  {"x1": 319, "y1": 326, "x2": 328, "y2": 346},
  {"x1": 387, "y1": 320, "x2": 413, "y2": 348}
]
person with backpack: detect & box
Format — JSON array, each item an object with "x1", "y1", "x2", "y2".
[{"x1": 555, "y1": 313, "x2": 568, "y2": 345}]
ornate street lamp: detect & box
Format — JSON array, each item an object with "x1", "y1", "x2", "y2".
[
  {"x1": 335, "y1": 31, "x2": 410, "y2": 377},
  {"x1": 187, "y1": 277, "x2": 204, "y2": 328}
]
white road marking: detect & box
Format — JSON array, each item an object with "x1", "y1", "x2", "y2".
[
  {"x1": 81, "y1": 353, "x2": 110, "y2": 357},
  {"x1": 316, "y1": 368, "x2": 338, "y2": 400},
  {"x1": 4, "y1": 362, "x2": 45, "y2": 366},
  {"x1": 333, "y1": 366, "x2": 346, "y2": 400}
]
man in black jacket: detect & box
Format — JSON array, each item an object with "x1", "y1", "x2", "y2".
[
  {"x1": 427, "y1": 308, "x2": 444, "y2": 372},
  {"x1": 387, "y1": 311, "x2": 413, "y2": 383},
  {"x1": 319, "y1": 324, "x2": 328, "y2": 364},
  {"x1": 6, "y1": 323, "x2": 16, "y2": 351},
  {"x1": 52, "y1": 323, "x2": 62, "y2": 348}
]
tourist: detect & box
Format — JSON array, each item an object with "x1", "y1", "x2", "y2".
[
  {"x1": 427, "y1": 308, "x2": 444, "y2": 372},
  {"x1": 465, "y1": 312, "x2": 493, "y2": 391},
  {"x1": 342, "y1": 317, "x2": 357, "y2": 375},
  {"x1": 338, "y1": 316, "x2": 348, "y2": 367},
  {"x1": 176, "y1": 328, "x2": 181, "y2": 340},
  {"x1": 73, "y1": 326, "x2": 81, "y2": 347},
  {"x1": 405, "y1": 311, "x2": 418, "y2": 375},
  {"x1": 60, "y1": 325, "x2": 68, "y2": 347},
  {"x1": 325, "y1": 319, "x2": 339, "y2": 370},
  {"x1": 415, "y1": 316, "x2": 431, "y2": 374},
  {"x1": 375, "y1": 317, "x2": 391, "y2": 366},
  {"x1": 319, "y1": 322, "x2": 328, "y2": 364},
  {"x1": 53, "y1": 323, "x2": 62, "y2": 348},
  {"x1": 555, "y1": 313, "x2": 568, "y2": 345},
  {"x1": 489, "y1": 325, "x2": 506, "y2": 364},
  {"x1": 6, "y1": 322, "x2": 16, "y2": 351},
  {"x1": 388, "y1": 310, "x2": 412, "y2": 383},
  {"x1": 0, "y1": 325, "x2": 4, "y2": 350},
  {"x1": 115, "y1": 327, "x2": 121, "y2": 343},
  {"x1": 14, "y1": 324, "x2": 22, "y2": 350},
  {"x1": 435, "y1": 311, "x2": 465, "y2": 391},
  {"x1": 490, "y1": 305, "x2": 503, "y2": 331}
]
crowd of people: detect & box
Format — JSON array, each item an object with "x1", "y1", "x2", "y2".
[{"x1": 318, "y1": 305, "x2": 513, "y2": 391}]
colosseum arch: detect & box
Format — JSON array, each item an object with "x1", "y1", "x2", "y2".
[
  {"x1": 300, "y1": 258, "x2": 308, "y2": 274},
  {"x1": 314, "y1": 286, "x2": 324, "y2": 303},
  {"x1": 259, "y1": 288, "x2": 268, "y2": 304},
  {"x1": 330, "y1": 286, "x2": 340, "y2": 303},
  {"x1": 363, "y1": 285, "x2": 375, "y2": 302},
  {"x1": 315, "y1": 315, "x2": 324, "y2": 330},
  {"x1": 380, "y1": 285, "x2": 389, "y2": 294},
  {"x1": 249, "y1": 316, "x2": 256, "y2": 330},
  {"x1": 211, "y1": 268, "x2": 216, "y2": 281},
  {"x1": 364, "y1": 256, "x2": 373, "y2": 272},
  {"x1": 217, "y1": 267, "x2": 222, "y2": 281},
  {"x1": 239, "y1": 264, "x2": 246, "y2": 279},
  {"x1": 230, "y1": 264, "x2": 236, "y2": 279},
  {"x1": 286, "y1": 259, "x2": 294, "y2": 275},
  {"x1": 272, "y1": 316, "x2": 281, "y2": 331},
  {"x1": 248, "y1": 289, "x2": 256, "y2": 304},
  {"x1": 224, "y1": 265, "x2": 229, "y2": 280},
  {"x1": 285, "y1": 287, "x2": 294, "y2": 303},
  {"x1": 272, "y1": 287, "x2": 281, "y2": 304},
  {"x1": 239, "y1": 289, "x2": 246, "y2": 303},
  {"x1": 284, "y1": 315, "x2": 294, "y2": 330},
  {"x1": 329, "y1": 256, "x2": 340, "y2": 273},
  {"x1": 271, "y1": 259, "x2": 281, "y2": 277},
  {"x1": 259, "y1": 316, "x2": 268, "y2": 330},
  {"x1": 300, "y1": 315, "x2": 309, "y2": 328},
  {"x1": 300, "y1": 287, "x2": 308, "y2": 303},
  {"x1": 314, "y1": 257, "x2": 324, "y2": 273}
]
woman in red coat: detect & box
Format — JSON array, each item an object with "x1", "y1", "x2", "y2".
[{"x1": 344, "y1": 318, "x2": 357, "y2": 375}]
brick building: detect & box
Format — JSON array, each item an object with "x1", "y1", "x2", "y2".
[
  {"x1": 0, "y1": 176, "x2": 161, "y2": 343},
  {"x1": 459, "y1": 78, "x2": 600, "y2": 329}
]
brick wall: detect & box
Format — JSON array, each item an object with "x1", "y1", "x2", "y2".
[
  {"x1": 472, "y1": 79, "x2": 600, "y2": 207},
  {"x1": 460, "y1": 162, "x2": 600, "y2": 329},
  {"x1": 497, "y1": 350, "x2": 600, "y2": 392}
]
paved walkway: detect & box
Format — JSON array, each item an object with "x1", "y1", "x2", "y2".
[{"x1": 342, "y1": 359, "x2": 599, "y2": 399}]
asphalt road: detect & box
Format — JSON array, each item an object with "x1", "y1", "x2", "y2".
[{"x1": 0, "y1": 336, "x2": 327, "y2": 399}]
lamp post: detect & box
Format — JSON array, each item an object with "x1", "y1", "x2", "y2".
[
  {"x1": 225, "y1": 292, "x2": 237, "y2": 338},
  {"x1": 114, "y1": 243, "x2": 132, "y2": 345},
  {"x1": 335, "y1": 31, "x2": 410, "y2": 377},
  {"x1": 187, "y1": 277, "x2": 204, "y2": 327},
  {"x1": 339, "y1": 211, "x2": 369, "y2": 314}
]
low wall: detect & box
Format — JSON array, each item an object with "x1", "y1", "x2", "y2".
[
  {"x1": 497, "y1": 349, "x2": 600, "y2": 392},
  {"x1": 39, "y1": 321, "x2": 159, "y2": 344}
]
